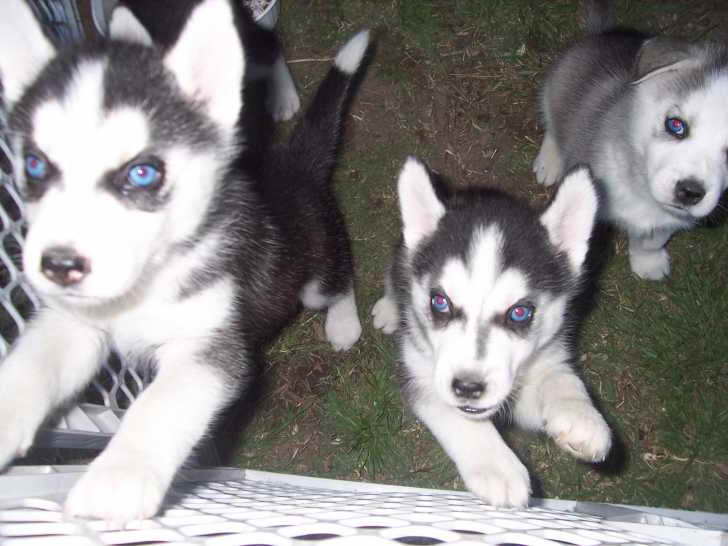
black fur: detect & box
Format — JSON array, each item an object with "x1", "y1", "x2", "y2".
[
  {"x1": 6, "y1": 3, "x2": 369, "y2": 468},
  {"x1": 407, "y1": 188, "x2": 572, "y2": 295},
  {"x1": 387, "y1": 168, "x2": 581, "y2": 402}
]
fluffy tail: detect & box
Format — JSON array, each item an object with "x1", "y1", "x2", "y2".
[
  {"x1": 582, "y1": 0, "x2": 616, "y2": 34},
  {"x1": 285, "y1": 30, "x2": 370, "y2": 185}
]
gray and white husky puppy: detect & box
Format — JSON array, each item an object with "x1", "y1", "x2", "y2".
[
  {"x1": 372, "y1": 158, "x2": 612, "y2": 507},
  {"x1": 534, "y1": 0, "x2": 728, "y2": 280},
  {"x1": 0, "y1": 0, "x2": 368, "y2": 522}
]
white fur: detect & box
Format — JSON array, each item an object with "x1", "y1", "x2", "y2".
[
  {"x1": 372, "y1": 296, "x2": 399, "y2": 336},
  {"x1": 415, "y1": 228, "x2": 568, "y2": 415},
  {"x1": 65, "y1": 339, "x2": 233, "y2": 522},
  {"x1": 0, "y1": 265, "x2": 239, "y2": 521},
  {"x1": 300, "y1": 280, "x2": 362, "y2": 351},
  {"x1": 570, "y1": 71, "x2": 728, "y2": 280},
  {"x1": 334, "y1": 30, "x2": 370, "y2": 75},
  {"x1": 627, "y1": 229, "x2": 673, "y2": 280},
  {"x1": 268, "y1": 55, "x2": 301, "y2": 122},
  {"x1": 324, "y1": 289, "x2": 362, "y2": 351},
  {"x1": 413, "y1": 392, "x2": 531, "y2": 508},
  {"x1": 0, "y1": 0, "x2": 251, "y2": 523},
  {"x1": 20, "y1": 66, "x2": 225, "y2": 305},
  {"x1": 376, "y1": 160, "x2": 611, "y2": 507},
  {"x1": 513, "y1": 342, "x2": 612, "y2": 462},
  {"x1": 108, "y1": 6, "x2": 153, "y2": 46},
  {"x1": 540, "y1": 167, "x2": 598, "y2": 274},
  {"x1": 631, "y1": 75, "x2": 728, "y2": 223},
  {"x1": 0, "y1": 308, "x2": 106, "y2": 470},
  {"x1": 0, "y1": 0, "x2": 55, "y2": 106},
  {"x1": 533, "y1": 131, "x2": 562, "y2": 187},
  {"x1": 398, "y1": 157, "x2": 446, "y2": 250},
  {"x1": 164, "y1": 0, "x2": 245, "y2": 134},
  {"x1": 603, "y1": 72, "x2": 728, "y2": 280},
  {"x1": 299, "y1": 279, "x2": 329, "y2": 309}
]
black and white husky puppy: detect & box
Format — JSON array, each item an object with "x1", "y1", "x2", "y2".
[
  {"x1": 373, "y1": 158, "x2": 612, "y2": 507},
  {"x1": 0, "y1": 0, "x2": 367, "y2": 522}
]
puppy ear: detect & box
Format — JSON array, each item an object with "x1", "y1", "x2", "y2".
[
  {"x1": 397, "y1": 157, "x2": 446, "y2": 250},
  {"x1": 0, "y1": 0, "x2": 55, "y2": 107},
  {"x1": 633, "y1": 38, "x2": 701, "y2": 84},
  {"x1": 164, "y1": 0, "x2": 245, "y2": 132},
  {"x1": 540, "y1": 167, "x2": 598, "y2": 274},
  {"x1": 108, "y1": 6, "x2": 153, "y2": 46}
]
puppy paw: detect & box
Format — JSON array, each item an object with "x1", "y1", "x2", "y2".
[
  {"x1": 325, "y1": 311, "x2": 361, "y2": 352},
  {"x1": 533, "y1": 134, "x2": 562, "y2": 186},
  {"x1": 65, "y1": 456, "x2": 167, "y2": 523},
  {"x1": 0, "y1": 405, "x2": 41, "y2": 469},
  {"x1": 0, "y1": 424, "x2": 32, "y2": 470},
  {"x1": 462, "y1": 458, "x2": 531, "y2": 508},
  {"x1": 268, "y1": 85, "x2": 300, "y2": 122},
  {"x1": 629, "y1": 248, "x2": 670, "y2": 280},
  {"x1": 545, "y1": 399, "x2": 612, "y2": 462},
  {"x1": 372, "y1": 296, "x2": 399, "y2": 334}
]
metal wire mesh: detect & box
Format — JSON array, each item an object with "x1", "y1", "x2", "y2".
[
  {"x1": 0, "y1": 127, "x2": 40, "y2": 362},
  {"x1": 4, "y1": 467, "x2": 725, "y2": 546}
]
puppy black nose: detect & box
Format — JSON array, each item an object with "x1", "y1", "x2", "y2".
[
  {"x1": 452, "y1": 377, "x2": 485, "y2": 400},
  {"x1": 674, "y1": 179, "x2": 705, "y2": 206},
  {"x1": 40, "y1": 246, "x2": 90, "y2": 287}
]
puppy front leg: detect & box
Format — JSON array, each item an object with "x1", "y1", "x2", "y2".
[
  {"x1": 628, "y1": 228, "x2": 674, "y2": 280},
  {"x1": 0, "y1": 307, "x2": 105, "y2": 469},
  {"x1": 268, "y1": 54, "x2": 300, "y2": 121},
  {"x1": 413, "y1": 398, "x2": 531, "y2": 507},
  {"x1": 65, "y1": 340, "x2": 237, "y2": 523},
  {"x1": 533, "y1": 131, "x2": 563, "y2": 186},
  {"x1": 372, "y1": 267, "x2": 400, "y2": 334},
  {"x1": 514, "y1": 347, "x2": 611, "y2": 463}
]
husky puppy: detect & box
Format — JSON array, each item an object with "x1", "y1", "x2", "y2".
[
  {"x1": 534, "y1": 0, "x2": 728, "y2": 280},
  {"x1": 0, "y1": 0, "x2": 367, "y2": 522},
  {"x1": 373, "y1": 159, "x2": 612, "y2": 507}
]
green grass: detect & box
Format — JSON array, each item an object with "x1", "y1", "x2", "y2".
[
  {"x1": 234, "y1": 0, "x2": 728, "y2": 514},
  {"x1": 324, "y1": 350, "x2": 403, "y2": 478}
]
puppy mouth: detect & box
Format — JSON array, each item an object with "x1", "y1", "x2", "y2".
[
  {"x1": 665, "y1": 203, "x2": 689, "y2": 214},
  {"x1": 663, "y1": 201, "x2": 700, "y2": 219},
  {"x1": 458, "y1": 405, "x2": 493, "y2": 416}
]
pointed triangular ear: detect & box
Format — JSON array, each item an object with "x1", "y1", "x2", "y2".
[
  {"x1": 397, "y1": 157, "x2": 446, "y2": 250},
  {"x1": 0, "y1": 0, "x2": 55, "y2": 107},
  {"x1": 633, "y1": 37, "x2": 701, "y2": 84},
  {"x1": 540, "y1": 167, "x2": 599, "y2": 274},
  {"x1": 108, "y1": 5, "x2": 153, "y2": 46},
  {"x1": 164, "y1": 0, "x2": 245, "y2": 132}
]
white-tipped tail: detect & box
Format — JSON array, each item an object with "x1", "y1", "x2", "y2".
[{"x1": 334, "y1": 30, "x2": 370, "y2": 75}]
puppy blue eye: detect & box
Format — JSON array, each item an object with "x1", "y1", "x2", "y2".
[
  {"x1": 508, "y1": 304, "x2": 533, "y2": 323},
  {"x1": 665, "y1": 117, "x2": 687, "y2": 138},
  {"x1": 25, "y1": 154, "x2": 47, "y2": 179},
  {"x1": 127, "y1": 164, "x2": 161, "y2": 187},
  {"x1": 431, "y1": 293, "x2": 450, "y2": 314}
]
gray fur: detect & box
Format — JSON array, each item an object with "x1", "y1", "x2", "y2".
[{"x1": 535, "y1": 1, "x2": 728, "y2": 279}]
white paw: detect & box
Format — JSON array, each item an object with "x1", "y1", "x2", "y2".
[
  {"x1": 268, "y1": 84, "x2": 300, "y2": 122},
  {"x1": 371, "y1": 296, "x2": 399, "y2": 335},
  {"x1": 629, "y1": 247, "x2": 670, "y2": 280},
  {"x1": 65, "y1": 455, "x2": 167, "y2": 523},
  {"x1": 461, "y1": 457, "x2": 531, "y2": 508},
  {"x1": 533, "y1": 133, "x2": 562, "y2": 186},
  {"x1": 0, "y1": 403, "x2": 41, "y2": 469},
  {"x1": 0, "y1": 419, "x2": 33, "y2": 470},
  {"x1": 544, "y1": 399, "x2": 612, "y2": 462},
  {"x1": 325, "y1": 310, "x2": 361, "y2": 352}
]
